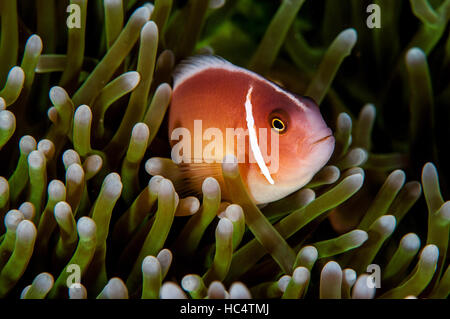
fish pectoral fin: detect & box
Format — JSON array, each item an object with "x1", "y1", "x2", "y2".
[
  {"x1": 146, "y1": 157, "x2": 228, "y2": 198},
  {"x1": 177, "y1": 161, "x2": 226, "y2": 198}
]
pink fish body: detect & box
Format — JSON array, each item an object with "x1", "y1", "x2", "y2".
[{"x1": 168, "y1": 56, "x2": 335, "y2": 204}]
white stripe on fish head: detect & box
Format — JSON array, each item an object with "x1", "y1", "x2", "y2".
[{"x1": 244, "y1": 85, "x2": 275, "y2": 185}]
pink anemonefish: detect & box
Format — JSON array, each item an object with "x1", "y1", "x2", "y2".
[{"x1": 168, "y1": 55, "x2": 335, "y2": 204}]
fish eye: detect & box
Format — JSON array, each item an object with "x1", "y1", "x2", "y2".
[{"x1": 271, "y1": 117, "x2": 286, "y2": 133}]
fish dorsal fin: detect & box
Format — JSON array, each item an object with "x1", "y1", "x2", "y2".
[
  {"x1": 172, "y1": 55, "x2": 241, "y2": 88},
  {"x1": 172, "y1": 55, "x2": 308, "y2": 111}
]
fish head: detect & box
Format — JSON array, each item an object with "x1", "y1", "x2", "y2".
[{"x1": 242, "y1": 81, "x2": 335, "y2": 204}]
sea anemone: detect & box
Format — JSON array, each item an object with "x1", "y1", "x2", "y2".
[{"x1": 0, "y1": 0, "x2": 449, "y2": 299}]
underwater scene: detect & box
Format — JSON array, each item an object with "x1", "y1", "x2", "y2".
[{"x1": 0, "y1": 0, "x2": 449, "y2": 300}]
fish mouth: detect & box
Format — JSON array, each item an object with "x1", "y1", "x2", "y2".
[{"x1": 312, "y1": 134, "x2": 334, "y2": 145}]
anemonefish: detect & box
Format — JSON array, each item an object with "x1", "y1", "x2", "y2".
[{"x1": 168, "y1": 55, "x2": 335, "y2": 204}]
